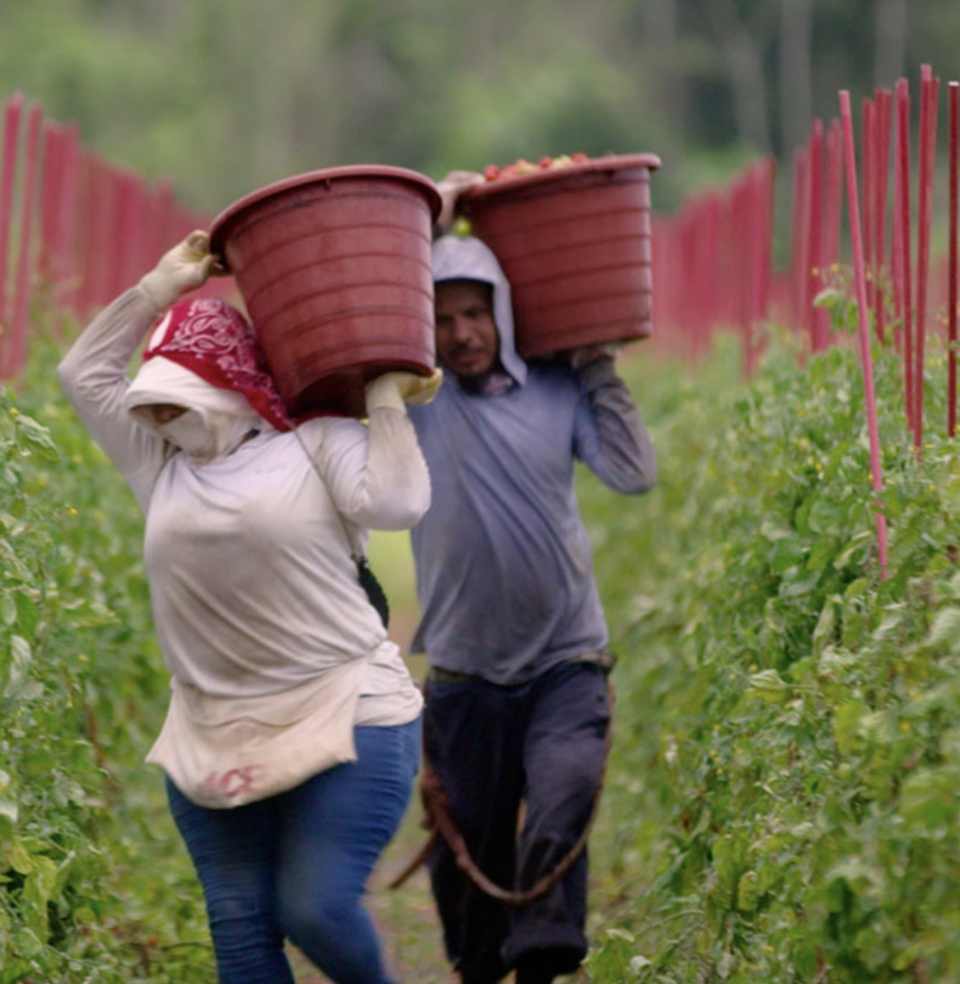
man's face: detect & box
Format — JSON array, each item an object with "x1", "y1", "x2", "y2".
[{"x1": 434, "y1": 279, "x2": 499, "y2": 378}]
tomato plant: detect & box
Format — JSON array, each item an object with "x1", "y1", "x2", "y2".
[
  {"x1": 582, "y1": 320, "x2": 960, "y2": 982},
  {"x1": 1, "y1": 318, "x2": 213, "y2": 983}
]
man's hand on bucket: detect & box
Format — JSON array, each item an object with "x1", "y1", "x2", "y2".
[{"x1": 435, "y1": 171, "x2": 484, "y2": 234}]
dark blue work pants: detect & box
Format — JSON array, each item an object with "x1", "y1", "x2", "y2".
[{"x1": 424, "y1": 661, "x2": 611, "y2": 983}]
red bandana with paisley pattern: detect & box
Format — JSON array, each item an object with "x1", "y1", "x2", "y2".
[{"x1": 142, "y1": 298, "x2": 292, "y2": 432}]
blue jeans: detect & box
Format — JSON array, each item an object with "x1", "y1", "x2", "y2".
[{"x1": 166, "y1": 719, "x2": 421, "y2": 984}]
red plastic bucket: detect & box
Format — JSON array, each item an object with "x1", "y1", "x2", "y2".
[
  {"x1": 457, "y1": 153, "x2": 661, "y2": 358},
  {"x1": 209, "y1": 166, "x2": 441, "y2": 418}
]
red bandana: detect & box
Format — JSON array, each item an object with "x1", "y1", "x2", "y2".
[{"x1": 143, "y1": 298, "x2": 292, "y2": 432}]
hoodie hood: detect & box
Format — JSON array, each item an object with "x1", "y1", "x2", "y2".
[
  {"x1": 432, "y1": 234, "x2": 527, "y2": 387},
  {"x1": 122, "y1": 298, "x2": 287, "y2": 465},
  {"x1": 124, "y1": 357, "x2": 266, "y2": 464}
]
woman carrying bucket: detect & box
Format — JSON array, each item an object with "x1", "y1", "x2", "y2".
[{"x1": 58, "y1": 230, "x2": 440, "y2": 984}]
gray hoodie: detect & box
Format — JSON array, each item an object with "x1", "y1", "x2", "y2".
[{"x1": 408, "y1": 234, "x2": 656, "y2": 684}]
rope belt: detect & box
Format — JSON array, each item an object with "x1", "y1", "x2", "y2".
[{"x1": 390, "y1": 677, "x2": 615, "y2": 906}]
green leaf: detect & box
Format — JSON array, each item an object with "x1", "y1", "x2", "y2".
[
  {"x1": 4, "y1": 837, "x2": 34, "y2": 875},
  {"x1": 13, "y1": 927, "x2": 43, "y2": 959},
  {"x1": 24, "y1": 856, "x2": 59, "y2": 908},
  {"x1": 834, "y1": 699, "x2": 865, "y2": 756},
  {"x1": 0, "y1": 595, "x2": 15, "y2": 628},
  {"x1": 946, "y1": 568, "x2": 960, "y2": 597},
  {"x1": 807, "y1": 536, "x2": 839, "y2": 571},
  {"x1": 813, "y1": 286, "x2": 844, "y2": 309},
  {"x1": 769, "y1": 537, "x2": 806, "y2": 573},
  {"x1": 0, "y1": 959, "x2": 36, "y2": 984},
  {"x1": 7, "y1": 635, "x2": 31, "y2": 669},
  {"x1": 926, "y1": 607, "x2": 960, "y2": 650},
  {"x1": 826, "y1": 857, "x2": 884, "y2": 899},
  {"x1": 736, "y1": 870, "x2": 759, "y2": 911},
  {"x1": 13, "y1": 414, "x2": 59, "y2": 461},
  {"x1": 0, "y1": 799, "x2": 17, "y2": 828},
  {"x1": 745, "y1": 669, "x2": 789, "y2": 703},
  {"x1": 12, "y1": 593, "x2": 38, "y2": 639},
  {"x1": 843, "y1": 577, "x2": 869, "y2": 600},
  {"x1": 899, "y1": 769, "x2": 956, "y2": 833},
  {"x1": 3, "y1": 636, "x2": 34, "y2": 702},
  {"x1": 833, "y1": 530, "x2": 872, "y2": 569},
  {"x1": 812, "y1": 597, "x2": 837, "y2": 653}
]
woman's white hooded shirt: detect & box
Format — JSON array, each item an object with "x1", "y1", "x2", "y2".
[{"x1": 57, "y1": 287, "x2": 427, "y2": 727}]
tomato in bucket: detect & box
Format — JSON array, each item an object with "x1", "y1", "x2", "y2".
[
  {"x1": 209, "y1": 166, "x2": 441, "y2": 418},
  {"x1": 457, "y1": 153, "x2": 661, "y2": 359}
]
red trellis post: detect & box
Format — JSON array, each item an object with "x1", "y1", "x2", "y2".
[
  {"x1": 949, "y1": 81, "x2": 959, "y2": 438},
  {"x1": 873, "y1": 89, "x2": 893, "y2": 343},
  {"x1": 40, "y1": 121, "x2": 65, "y2": 289},
  {"x1": 823, "y1": 118, "x2": 844, "y2": 277},
  {"x1": 808, "y1": 120, "x2": 831, "y2": 352},
  {"x1": 0, "y1": 93, "x2": 23, "y2": 376},
  {"x1": 9, "y1": 102, "x2": 43, "y2": 378},
  {"x1": 862, "y1": 98, "x2": 876, "y2": 327},
  {"x1": 913, "y1": 65, "x2": 940, "y2": 452},
  {"x1": 840, "y1": 90, "x2": 889, "y2": 580},
  {"x1": 895, "y1": 78, "x2": 914, "y2": 436},
  {"x1": 791, "y1": 147, "x2": 809, "y2": 333},
  {"x1": 55, "y1": 123, "x2": 82, "y2": 318}
]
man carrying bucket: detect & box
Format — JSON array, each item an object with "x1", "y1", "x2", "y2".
[{"x1": 405, "y1": 172, "x2": 657, "y2": 984}]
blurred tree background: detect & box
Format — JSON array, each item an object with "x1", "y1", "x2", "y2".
[{"x1": 0, "y1": 0, "x2": 956, "y2": 215}]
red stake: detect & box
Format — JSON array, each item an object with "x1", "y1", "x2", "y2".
[
  {"x1": 840, "y1": 90, "x2": 889, "y2": 580},
  {"x1": 39, "y1": 122, "x2": 62, "y2": 286},
  {"x1": 0, "y1": 93, "x2": 23, "y2": 377},
  {"x1": 9, "y1": 102, "x2": 43, "y2": 377},
  {"x1": 890, "y1": 172, "x2": 903, "y2": 353},
  {"x1": 874, "y1": 89, "x2": 893, "y2": 342},
  {"x1": 914, "y1": 65, "x2": 940, "y2": 451},
  {"x1": 808, "y1": 120, "x2": 829, "y2": 351},
  {"x1": 824, "y1": 118, "x2": 843, "y2": 273},
  {"x1": 862, "y1": 98, "x2": 876, "y2": 324},
  {"x1": 57, "y1": 123, "x2": 81, "y2": 320},
  {"x1": 896, "y1": 79, "x2": 914, "y2": 436},
  {"x1": 948, "y1": 81, "x2": 959, "y2": 438},
  {"x1": 756, "y1": 156, "x2": 775, "y2": 339},
  {"x1": 791, "y1": 148, "x2": 809, "y2": 332}
]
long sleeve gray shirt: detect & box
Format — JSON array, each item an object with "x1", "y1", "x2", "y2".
[{"x1": 408, "y1": 355, "x2": 656, "y2": 684}]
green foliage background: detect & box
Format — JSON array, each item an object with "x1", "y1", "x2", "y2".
[{"x1": 1, "y1": 0, "x2": 957, "y2": 215}]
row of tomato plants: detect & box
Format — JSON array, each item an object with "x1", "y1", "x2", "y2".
[
  {"x1": 582, "y1": 298, "x2": 960, "y2": 982},
  {"x1": 0, "y1": 309, "x2": 213, "y2": 983}
]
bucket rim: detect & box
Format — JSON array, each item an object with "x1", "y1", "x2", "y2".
[
  {"x1": 459, "y1": 152, "x2": 661, "y2": 208},
  {"x1": 209, "y1": 165, "x2": 442, "y2": 261}
]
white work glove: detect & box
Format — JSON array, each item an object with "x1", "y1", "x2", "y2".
[
  {"x1": 365, "y1": 369, "x2": 444, "y2": 414},
  {"x1": 435, "y1": 170, "x2": 485, "y2": 233},
  {"x1": 139, "y1": 230, "x2": 221, "y2": 310}
]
